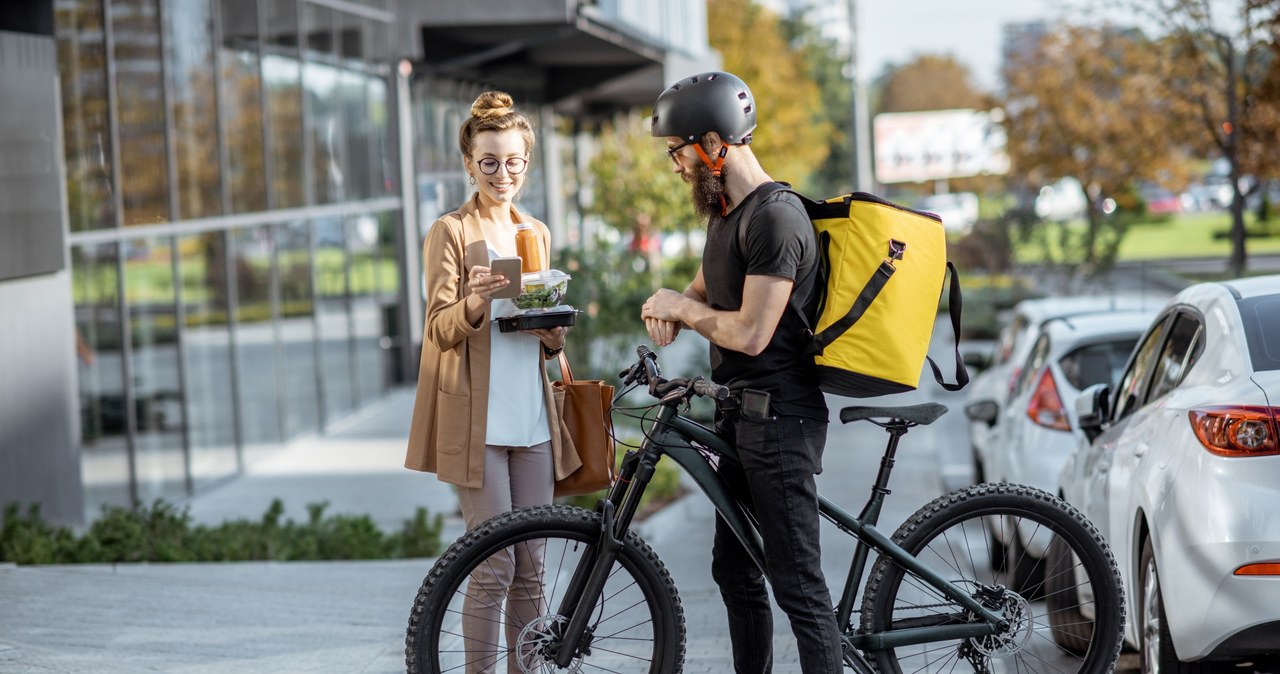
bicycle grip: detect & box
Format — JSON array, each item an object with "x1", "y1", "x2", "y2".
[{"x1": 692, "y1": 378, "x2": 730, "y2": 401}]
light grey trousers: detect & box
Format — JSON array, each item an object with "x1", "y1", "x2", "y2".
[{"x1": 456, "y1": 441, "x2": 554, "y2": 674}]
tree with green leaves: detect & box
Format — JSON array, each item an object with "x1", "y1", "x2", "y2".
[
  {"x1": 780, "y1": 15, "x2": 854, "y2": 196},
  {"x1": 1002, "y1": 23, "x2": 1196, "y2": 285}
]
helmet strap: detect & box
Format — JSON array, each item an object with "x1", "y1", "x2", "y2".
[{"x1": 692, "y1": 144, "x2": 731, "y2": 216}]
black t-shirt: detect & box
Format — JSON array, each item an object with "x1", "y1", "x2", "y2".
[{"x1": 702, "y1": 183, "x2": 827, "y2": 421}]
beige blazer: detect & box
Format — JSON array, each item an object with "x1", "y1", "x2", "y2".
[{"x1": 404, "y1": 194, "x2": 581, "y2": 488}]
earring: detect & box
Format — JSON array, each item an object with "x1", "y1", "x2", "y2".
[{"x1": 469, "y1": 174, "x2": 476, "y2": 186}]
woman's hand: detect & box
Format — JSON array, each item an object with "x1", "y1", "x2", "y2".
[
  {"x1": 529, "y1": 326, "x2": 567, "y2": 352},
  {"x1": 466, "y1": 265, "x2": 509, "y2": 301}
]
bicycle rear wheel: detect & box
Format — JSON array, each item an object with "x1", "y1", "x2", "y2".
[
  {"x1": 861, "y1": 483, "x2": 1124, "y2": 673},
  {"x1": 406, "y1": 504, "x2": 686, "y2": 673}
]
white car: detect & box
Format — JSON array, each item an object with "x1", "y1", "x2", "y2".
[
  {"x1": 978, "y1": 310, "x2": 1154, "y2": 594},
  {"x1": 964, "y1": 294, "x2": 1159, "y2": 487},
  {"x1": 1059, "y1": 275, "x2": 1280, "y2": 671},
  {"x1": 915, "y1": 192, "x2": 979, "y2": 234}
]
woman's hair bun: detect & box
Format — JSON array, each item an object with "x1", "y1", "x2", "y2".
[{"x1": 471, "y1": 91, "x2": 514, "y2": 120}]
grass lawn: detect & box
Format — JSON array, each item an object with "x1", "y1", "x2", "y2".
[{"x1": 1013, "y1": 211, "x2": 1280, "y2": 264}]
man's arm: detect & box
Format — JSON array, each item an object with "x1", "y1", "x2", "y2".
[{"x1": 642, "y1": 272, "x2": 792, "y2": 356}]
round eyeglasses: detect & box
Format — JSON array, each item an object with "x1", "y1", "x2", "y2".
[
  {"x1": 476, "y1": 157, "x2": 528, "y2": 175},
  {"x1": 666, "y1": 139, "x2": 695, "y2": 164}
]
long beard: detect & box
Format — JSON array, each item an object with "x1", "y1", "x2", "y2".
[{"x1": 689, "y1": 160, "x2": 729, "y2": 220}]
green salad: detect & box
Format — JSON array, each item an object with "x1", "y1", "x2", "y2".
[{"x1": 514, "y1": 270, "x2": 570, "y2": 310}]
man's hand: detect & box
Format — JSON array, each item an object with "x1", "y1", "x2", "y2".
[{"x1": 645, "y1": 318, "x2": 681, "y2": 347}]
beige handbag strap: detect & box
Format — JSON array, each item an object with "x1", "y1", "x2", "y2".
[{"x1": 557, "y1": 351, "x2": 575, "y2": 384}]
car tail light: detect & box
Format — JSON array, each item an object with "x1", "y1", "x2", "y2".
[
  {"x1": 1188, "y1": 406, "x2": 1280, "y2": 457},
  {"x1": 1235, "y1": 562, "x2": 1280, "y2": 576},
  {"x1": 1027, "y1": 369, "x2": 1070, "y2": 431}
]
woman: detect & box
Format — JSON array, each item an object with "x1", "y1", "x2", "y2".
[{"x1": 405, "y1": 91, "x2": 579, "y2": 673}]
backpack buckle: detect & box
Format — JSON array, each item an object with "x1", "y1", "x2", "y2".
[{"x1": 888, "y1": 239, "x2": 907, "y2": 261}]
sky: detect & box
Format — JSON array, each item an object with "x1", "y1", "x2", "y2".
[{"x1": 860, "y1": 0, "x2": 1065, "y2": 91}]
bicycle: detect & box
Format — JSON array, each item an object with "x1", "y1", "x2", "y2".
[{"x1": 406, "y1": 346, "x2": 1125, "y2": 673}]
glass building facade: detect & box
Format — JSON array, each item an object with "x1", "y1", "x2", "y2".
[{"x1": 56, "y1": 0, "x2": 405, "y2": 513}]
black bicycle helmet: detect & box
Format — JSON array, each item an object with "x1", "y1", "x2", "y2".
[{"x1": 651, "y1": 72, "x2": 756, "y2": 144}]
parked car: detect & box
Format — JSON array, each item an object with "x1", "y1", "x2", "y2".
[
  {"x1": 964, "y1": 294, "x2": 1158, "y2": 488},
  {"x1": 1035, "y1": 177, "x2": 1088, "y2": 222},
  {"x1": 1057, "y1": 275, "x2": 1280, "y2": 671},
  {"x1": 915, "y1": 191, "x2": 979, "y2": 234},
  {"x1": 978, "y1": 310, "x2": 1155, "y2": 595}
]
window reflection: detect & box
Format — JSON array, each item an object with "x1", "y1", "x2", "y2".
[
  {"x1": 124, "y1": 236, "x2": 186, "y2": 503},
  {"x1": 367, "y1": 72, "x2": 394, "y2": 196},
  {"x1": 180, "y1": 232, "x2": 238, "y2": 485},
  {"x1": 350, "y1": 213, "x2": 385, "y2": 401},
  {"x1": 306, "y1": 61, "x2": 344, "y2": 204},
  {"x1": 315, "y1": 217, "x2": 353, "y2": 415},
  {"x1": 219, "y1": 0, "x2": 267, "y2": 213},
  {"x1": 113, "y1": 0, "x2": 169, "y2": 225},
  {"x1": 74, "y1": 244, "x2": 130, "y2": 512},
  {"x1": 277, "y1": 220, "x2": 321, "y2": 436},
  {"x1": 265, "y1": 0, "x2": 304, "y2": 208},
  {"x1": 56, "y1": 0, "x2": 115, "y2": 232},
  {"x1": 231, "y1": 226, "x2": 283, "y2": 461},
  {"x1": 166, "y1": 0, "x2": 222, "y2": 219}
]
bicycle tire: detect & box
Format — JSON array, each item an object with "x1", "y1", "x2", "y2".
[
  {"x1": 405, "y1": 504, "x2": 686, "y2": 673},
  {"x1": 861, "y1": 483, "x2": 1124, "y2": 673}
]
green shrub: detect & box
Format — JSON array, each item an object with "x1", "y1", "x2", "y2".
[{"x1": 0, "y1": 498, "x2": 443, "y2": 566}]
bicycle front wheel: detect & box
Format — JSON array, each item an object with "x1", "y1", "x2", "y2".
[
  {"x1": 406, "y1": 504, "x2": 686, "y2": 673},
  {"x1": 861, "y1": 483, "x2": 1124, "y2": 673}
]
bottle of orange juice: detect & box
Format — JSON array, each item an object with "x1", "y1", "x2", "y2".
[{"x1": 514, "y1": 222, "x2": 544, "y2": 273}]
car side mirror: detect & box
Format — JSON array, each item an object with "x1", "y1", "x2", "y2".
[
  {"x1": 962, "y1": 350, "x2": 993, "y2": 373},
  {"x1": 1075, "y1": 383, "x2": 1110, "y2": 442},
  {"x1": 965, "y1": 400, "x2": 1000, "y2": 427}
]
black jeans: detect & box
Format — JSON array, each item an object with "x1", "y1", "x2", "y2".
[{"x1": 712, "y1": 412, "x2": 843, "y2": 674}]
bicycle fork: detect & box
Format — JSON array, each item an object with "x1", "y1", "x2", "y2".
[{"x1": 546, "y1": 449, "x2": 654, "y2": 667}]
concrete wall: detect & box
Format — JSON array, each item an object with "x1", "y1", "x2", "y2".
[{"x1": 0, "y1": 21, "x2": 84, "y2": 527}]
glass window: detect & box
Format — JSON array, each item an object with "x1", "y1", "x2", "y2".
[
  {"x1": 265, "y1": 0, "x2": 304, "y2": 208},
  {"x1": 1113, "y1": 316, "x2": 1169, "y2": 421},
  {"x1": 124, "y1": 236, "x2": 186, "y2": 503},
  {"x1": 112, "y1": 0, "x2": 170, "y2": 226},
  {"x1": 1013, "y1": 333, "x2": 1050, "y2": 398},
  {"x1": 305, "y1": 60, "x2": 343, "y2": 204},
  {"x1": 1059, "y1": 338, "x2": 1140, "y2": 391},
  {"x1": 56, "y1": 0, "x2": 116, "y2": 232},
  {"x1": 219, "y1": 0, "x2": 267, "y2": 213},
  {"x1": 277, "y1": 220, "x2": 321, "y2": 436},
  {"x1": 180, "y1": 232, "x2": 238, "y2": 486},
  {"x1": 1239, "y1": 295, "x2": 1280, "y2": 372},
  {"x1": 367, "y1": 71, "x2": 394, "y2": 197},
  {"x1": 1147, "y1": 313, "x2": 1204, "y2": 402},
  {"x1": 231, "y1": 226, "x2": 283, "y2": 461},
  {"x1": 165, "y1": 0, "x2": 222, "y2": 219},
  {"x1": 73, "y1": 243, "x2": 131, "y2": 512},
  {"x1": 342, "y1": 69, "x2": 371, "y2": 201},
  {"x1": 315, "y1": 217, "x2": 354, "y2": 417},
  {"x1": 350, "y1": 213, "x2": 385, "y2": 401},
  {"x1": 995, "y1": 313, "x2": 1031, "y2": 366}
]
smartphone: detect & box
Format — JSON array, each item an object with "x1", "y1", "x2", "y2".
[
  {"x1": 488, "y1": 256, "x2": 523, "y2": 299},
  {"x1": 740, "y1": 388, "x2": 772, "y2": 420}
]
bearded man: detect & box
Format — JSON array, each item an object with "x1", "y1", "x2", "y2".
[{"x1": 640, "y1": 72, "x2": 842, "y2": 674}]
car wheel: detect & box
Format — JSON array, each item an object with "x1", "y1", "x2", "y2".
[{"x1": 1140, "y1": 538, "x2": 1232, "y2": 674}]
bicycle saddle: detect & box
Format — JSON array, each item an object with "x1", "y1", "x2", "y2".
[{"x1": 839, "y1": 402, "x2": 948, "y2": 426}]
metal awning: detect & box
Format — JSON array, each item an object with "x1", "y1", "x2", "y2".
[{"x1": 407, "y1": 2, "x2": 670, "y2": 114}]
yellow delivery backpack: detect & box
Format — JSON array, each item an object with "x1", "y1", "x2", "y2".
[{"x1": 739, "y1": 185, "x2": 968, "y2": 398}]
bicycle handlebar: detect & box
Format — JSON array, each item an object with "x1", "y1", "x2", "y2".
[{"x1": 621, "y1": 345, "x2": 730, "y2": 404}]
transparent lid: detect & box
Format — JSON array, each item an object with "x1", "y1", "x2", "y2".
[{"x1": 521, "y1": 269, "x2": 570, "y2": 284}]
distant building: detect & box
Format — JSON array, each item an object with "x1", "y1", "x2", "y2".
[{"x1": 0, "y1": 0, "x2": 715, "y2": 527}]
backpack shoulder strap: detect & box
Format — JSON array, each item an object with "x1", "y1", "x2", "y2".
[{"x1": 925, "y1": 261, "x2": 970, "y2": 391}]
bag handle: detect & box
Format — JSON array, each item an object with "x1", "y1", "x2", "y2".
[
  {"x1": 557, "y1": 351, "x2": 575, "y2": 384},
  {"x1": 925, "y1": 261, "x2": 969, "y2": 391}
]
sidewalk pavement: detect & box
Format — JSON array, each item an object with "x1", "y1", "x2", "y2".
[{"x1": 0, "y1": 384, "x2": 716, "y2": 674}]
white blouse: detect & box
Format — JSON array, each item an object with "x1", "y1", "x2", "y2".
[{"x1": 484, "y1": 295, "x2": 551, "y2": 448}]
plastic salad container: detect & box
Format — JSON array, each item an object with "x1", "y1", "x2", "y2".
[{"x1": 513, "y1": 269, "x2": 571, "y2": 310}]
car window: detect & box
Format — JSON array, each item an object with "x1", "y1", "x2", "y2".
[
  {"x1": 1147, "y1": 313, "x2": 1204, "y2": 401},
  {"x1": 995, "y1": 314, "x2": 1030, "y2": 365},
  {"x1": 1013, "y1": 334, "x2": 1051, "y2": 397},
  {"x1": 1059, "y1": 338, "x2": 1140, "y2": 390},
  {"x1": 1113, "y1": 316, "x2": 1169, "y2": 420},
  {"x1": 1239, "y1": 295, "x2": 1280, "y2": 372}
]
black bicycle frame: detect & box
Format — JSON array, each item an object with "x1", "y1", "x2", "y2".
[{"x1": 549, "y1": 403, "x2": 1007, "y2": 668}]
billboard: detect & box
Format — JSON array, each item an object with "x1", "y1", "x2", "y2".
[{"x1": 873, "y1": 109, "x2": 1009, "y2": 184}]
